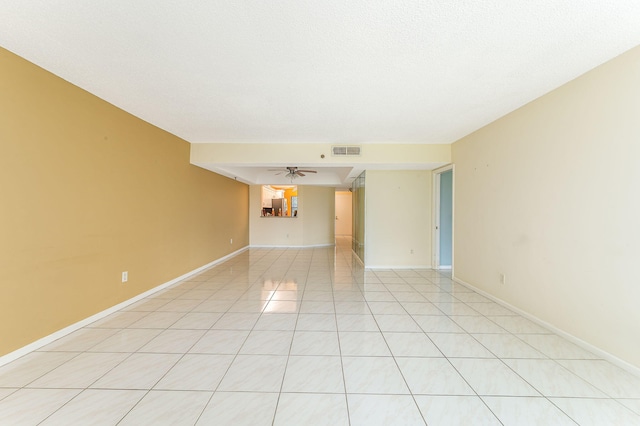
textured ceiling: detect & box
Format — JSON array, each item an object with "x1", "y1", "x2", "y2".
[{"x1": 2, "y1": 1, "x2": 640, "y2": 147}]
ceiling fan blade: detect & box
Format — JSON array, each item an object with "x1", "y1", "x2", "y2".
[
  {"x1": 268, "y1": 169, "x2": 284, "y2": 171},
  {"x1": 297, "y1": 170, "x2": 317, "y2": 173},
  {"x1": 297, "y1": 172, "x2": 306, "y2": 177}
]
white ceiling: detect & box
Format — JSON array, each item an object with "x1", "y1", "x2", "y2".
[{"x1": 2, "y1": 1, "x2": 640, "y2": 185}]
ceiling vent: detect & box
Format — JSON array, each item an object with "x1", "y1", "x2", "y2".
[{"x1": 332, "y1": 145, "x2": 361, "y2": 156}]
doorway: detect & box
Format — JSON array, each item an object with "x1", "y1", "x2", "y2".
[
  {"x1": 335, "y1": 190, "x2": 353, "y2": 237},
  {"x1": 434, "y1": 166, "x2": 453, "y2": 270}
]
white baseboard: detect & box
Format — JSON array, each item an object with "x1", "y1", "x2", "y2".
[
  {"x1": 453, "y1": 275, "x2": 640, "y2": 378},
  {"x1": 366, "y1": 265, "x2": 432, "y2": 270},
  {"x1": 0, "y1": 246, "x2": 249, "y2": 368},
  {"x1": 250, "y1": 244, "x2": 335, "y2": 248}
]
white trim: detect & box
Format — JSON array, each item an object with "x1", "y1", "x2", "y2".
[
  {"x1": 0, "y1": 246, "x2": 249, "y2": 368},
  {"x1": 250, "y1": 244, "x2": 335, "y2": 248},
  {"x1": 432, "y1": 164, "x2": 454, "y2": 273},
  {"x1": 366, "y1": 265, "x2": 432, "y2": 270},
  {"x1": 433, "y1": 169, "x2": 441, "y2": 268},
  {"x1": 452, "y1": 275, "x2": 640, "y2": 378},
  {"x1": 450, "y1": 166, "x2": 455, "y2": 275},
  {"x1": 432, "y1": 164, "x2": 454, "y2": 174}
]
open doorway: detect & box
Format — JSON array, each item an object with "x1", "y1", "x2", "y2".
[
  {"x1": 335, "y1": 190, "x2": 353, "y2": 237},
  {"x1": 434, "y1": 166, "x2": 453, "y2": 270}
]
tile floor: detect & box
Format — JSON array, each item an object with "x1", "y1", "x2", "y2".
[{"x1": 1, "y1": 237, "x2": 640, "y2": 425}]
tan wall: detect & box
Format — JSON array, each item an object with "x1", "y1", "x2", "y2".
[
  {"x1": 0, "y1": 48, "x2": 249, "y2": 357},
  {"x1": 452, "y1": 46, "x2": 640, "y2": 369},
  {"x1": 365, "y1": 170, "x2": 432, "y2": 268}
]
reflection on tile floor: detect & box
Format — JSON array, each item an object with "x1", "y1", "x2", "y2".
[{"x1": 1, "y1": 237, "x2": 639, "y2": 425}]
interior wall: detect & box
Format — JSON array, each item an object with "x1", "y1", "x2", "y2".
[
  {"x1": 249, "y1": 185, "x2": 304, "y2": 246},
  {"x1": 0, "y1": 47, "x2": 249, "y2": 357},
  {"x1": 452, "y1": 45, "x2": 640, "y2": 369},
  {"x1": 192, "y1": 142, "x2": 451, "y2": 171},
  {"x1": 365, "y1": 170, "x2": 432, "y2": 268},
  {"x1": 302, "y1": 186, "x2": 335, "y2": 246},
  {"x1": 249, "y1": 185, "x2": 334, "y2": 247},
  {"x1": 335, "y1": 191, "x2": 353, "y2": 236}
]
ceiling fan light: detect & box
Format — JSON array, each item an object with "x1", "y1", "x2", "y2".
[{"x1": 274, "y1": 166, "x2": 316, "y2": 181}]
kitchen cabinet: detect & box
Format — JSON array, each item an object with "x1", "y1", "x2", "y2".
[
  {"x1": 261, "y1": 186, "x2": 286, "y2": 207},
  {"x1": 262, "y1": 186, "x2": 276, "y2": 207}
]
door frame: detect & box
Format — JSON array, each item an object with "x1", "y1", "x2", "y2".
[{"x1": 433, "y1": 164, "x2": 454, "y2": 271}]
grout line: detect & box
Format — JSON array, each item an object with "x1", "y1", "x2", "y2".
[
  {"x1": 269, "y1": 248, "x2": 310, "y2": 426},
  {"x1": 2, "y1": 239, "x2": 638, "y2": 425}
]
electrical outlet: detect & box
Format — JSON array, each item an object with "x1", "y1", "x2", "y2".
[
  {"x1": 230, "y1": 238, "x2": 233, "y2": 244},
  {"x1": 410, "y1": 249, "x2": 414, "y2": 254},
  {"x1": 500, "y1": 273, "x2": 506, "y2": 285},
  {"x1": 122, "y1": 271, "x2": 128, "y2": 283}
]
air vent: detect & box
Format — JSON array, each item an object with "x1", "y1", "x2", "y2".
[{"x1": 332, "y1": 145, "x2": 361, "y2": 156}]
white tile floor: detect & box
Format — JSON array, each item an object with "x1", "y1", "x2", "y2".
[{"x1": 1, "y1": 237, "x2": 640, "y2": 425}]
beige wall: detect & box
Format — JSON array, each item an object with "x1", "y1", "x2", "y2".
[
  {"x1": 365, "y1": 170, "x2": 432, "y2": 268},
  {"x1": 192, "y1": 142, "x2": 451, "y2": 168},
  {"x1": 249, "y1": 185, "x2": 335, "y2": 246},
  {"x1": 0, "y1": 48, "x2": 249, "y2": 357},
  {"x1": 452, "y1": 46, "x2": 640, "y2": 369},
  {"x1": 302, "y1": 186, "x2": 335, "y2": 246}
]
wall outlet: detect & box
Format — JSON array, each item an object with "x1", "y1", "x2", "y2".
[
  {"x1": 500, "y1": 273, "x2": 506, "y2": 285},
  {"x1": 122, "y1": 271, "x2": 128, "y2": 283},
  {"x1": 230, "y1": 238, "x2": 233, "y2": 244},
  {"x1": 410, "y1": 249, "x2": 414, "y2": 254}
]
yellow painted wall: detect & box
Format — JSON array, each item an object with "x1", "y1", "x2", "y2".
[
  {"x1": 452, "y1": 45, "x2": 640, "y2": 369},
  {"x1": 0, "y1": 47, "x2": 249, "y2": 357},
  {"x1": 284, "y1": 187, "x2": 297, "y2": 216}
]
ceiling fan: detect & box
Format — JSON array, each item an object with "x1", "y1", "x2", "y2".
[{"x1": 269, "y1": 166, "x2": 318, "y2": 179}]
